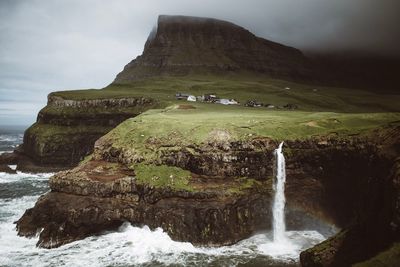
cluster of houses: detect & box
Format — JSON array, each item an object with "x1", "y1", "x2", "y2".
[
  {"x1": 175, "y1": 92, "x2": 298, "y2": 110},
  {"x1": 175, "y1": 93, "x2": 239, "y2": 105}
]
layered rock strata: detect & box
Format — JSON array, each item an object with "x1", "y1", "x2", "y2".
[
  {"x1": 17, "y1": 126, "x2": 400, "y2": 254},
  {"x1": 18, "y1": 94, "x2": 156, "y2": 171},
  {"x1": 16, "y1": 159, "x2": 272, "y2": 248}
]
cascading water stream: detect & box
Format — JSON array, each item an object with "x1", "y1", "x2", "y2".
[{"x1": 272, "y1": 141, "x2": 287, "y2": 243}]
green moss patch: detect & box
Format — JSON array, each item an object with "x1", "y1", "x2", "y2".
[
  {"x1": 79, "y1": 154, "x2": 93, "y2": 166},
  {"x1": 132, "y1": 163, "x2": 193, "y2": 191},
  {"x1": 26, "y1": 123, "x2": 111, "y2": 144},
  {"x1": 227, "y1": 177, "x2": 263, "y2": 195}
]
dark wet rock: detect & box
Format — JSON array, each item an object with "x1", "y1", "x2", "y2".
[
  {"x1": 0, "y1": 151, "x2": 66, "y2": 173},
  {"x1": 300, "y1": 127, "x2": 400, "y2": 267},
  {"x1": 0, "y1": 152, "x2": 18, "y2": 165},
  {"x1": 16, "y1": 161, "x2": 272, "y2": 248},
  {"x1": 0, "y1": 164, "x2": 17, "y2": 174},
  {"x1": 16, "y1": 155, "x2": 69, "y2": 173}
]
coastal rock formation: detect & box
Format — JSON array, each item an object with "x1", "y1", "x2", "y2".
[
  {"x1": 114, "y1": 15, "x2": 315, "y2": 83},
  {"x1": 299, "y1": 126, "x2": 400, "y2": 266},
  {"x1": 18, "y1": 93, "x2": 157, "y2": 172},
  {"x1": 0, "y1": 164, "x2": 16, "y2": 174},
  {"x1": 16, "y1": 125, "x2": 400, "y2": 258},
  {"x1": 16, "y1": 159, "x2": 272, "y2": 248},
  {"x1": 0, "y1": 152, "x2": 18, "y2": 173}
]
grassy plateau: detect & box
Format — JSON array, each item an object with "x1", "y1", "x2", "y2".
[
  {"x1": 52, "y1": 75, "x2": 400, "y2": 113},
  {"x1": 40, "y1": 74, "x2": 400, "y2": 190}
]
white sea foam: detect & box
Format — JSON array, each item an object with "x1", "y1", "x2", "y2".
[
  {"x1": 0, "y1": 214, "x2": 325, "y2": 267},
  {"x1": 8, "y1": 165, "x2": 17, "y2": 170},
  {"x1": 258, "y1": 230, "x2": 325, "y2": 261},
  {"x1": 0, "y1": 171, "x2": 54, "y2": 183},
  {"x1": 0, "y1": 134, "x2": 23, "y2": 142},
  {"x1": 0, "y1": 171, "x2": 328, "y2": 267}
]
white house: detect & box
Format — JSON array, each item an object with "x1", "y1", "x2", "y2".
[
  {"x1": 187, "y1": 95, "x2": 197, "y2": 102},
  {"x1": 217, "y1": 99, "x2": 239, "y2": 105}
]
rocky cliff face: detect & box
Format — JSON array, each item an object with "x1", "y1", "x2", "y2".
[
  {"x1": 18, "y1": 93, "x2": 156, "y2": 171},
  {"x1": 16, "y1": 126, "x2": 400, "y2": 257},
  {"x1": 299, "y1": 126, "x2": 400, "y2": 266},
  {"x1": 16, "y1": 159, "x2": 273, "y2": 248},
  {"x1": 114, "y1": 15, "x2": 315, "y2": 83}
]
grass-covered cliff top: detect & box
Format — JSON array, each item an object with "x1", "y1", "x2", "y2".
[
  {"x1": 50, "y1": 75, "x2": 400, "y2": 113},
  {"x1": 103, "y1": 103, "x2": 400, "y2": 153}
]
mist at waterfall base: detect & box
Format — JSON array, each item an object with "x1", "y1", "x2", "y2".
[{"x1": 0, "y1": 132, "x2": 327, "y2": 267}]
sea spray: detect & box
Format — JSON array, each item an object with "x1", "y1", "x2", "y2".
[{"x1": 272, "y1": 141, "x2": 287, "y2": 243}]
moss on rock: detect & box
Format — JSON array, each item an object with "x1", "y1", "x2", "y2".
[{"x1": 132, "y1": 163, "x2": 193, "y2": 191}]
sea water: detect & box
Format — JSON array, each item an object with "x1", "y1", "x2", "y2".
[{"x1": 0, "y1": 129, "x2": 326, "y2": 267}]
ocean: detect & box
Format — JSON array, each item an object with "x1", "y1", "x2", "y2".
[{"x1": 0, "y1": 127, "x2": 326, "y2": 267}]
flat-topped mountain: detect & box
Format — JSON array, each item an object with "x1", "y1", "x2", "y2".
[{"x1": 114, "y1": 15, "x2": 315, "y2": 82}]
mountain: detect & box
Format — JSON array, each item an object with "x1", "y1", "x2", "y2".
[
  {"x1": 6, "y1": 14, "x2": 400, "y2": 266},
  {"x1": 114, "y1": 15, "x2": 315, "y2": 83}
]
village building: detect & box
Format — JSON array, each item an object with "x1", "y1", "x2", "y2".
[
  {"x1": 175, "y1": 93, "x2": 190, "y2": 100},
  {"x1": 245, "y1": 100, "x2": 263, "y2": 107},
  {"x1": 196, "y1": 95, "x2": 205, "y2": 102},
  {"x1": 204, "y1": 94, "x2": 218, "y2": 102},
  {"x1": 217, "y1": 99, "x2": 239, "y2": 105},
  {"x1": 187, "y1": 95, "x2": 197, "y2": 102}
]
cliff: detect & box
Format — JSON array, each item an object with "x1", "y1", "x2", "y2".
[
  {"x1": 114, "y1": 15, "x2": 315, "y2": 83},
  {"x1": 16, "y1": 105, "x2": 400, "y2": 267},
  {"x1": 17, "y1": 92, "x2": 158, "y2": 171}
]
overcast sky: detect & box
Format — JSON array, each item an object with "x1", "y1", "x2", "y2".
[{"x1": 1, "y1": 0, "x2": 399, "y2": 125}]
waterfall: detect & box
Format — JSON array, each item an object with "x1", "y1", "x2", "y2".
[
  {"x1": 272, "y1": 142, "x2": 287, "y2": 243},
  {"x1": 258, "y1": 141, "x2": 327, "y2": 257}
]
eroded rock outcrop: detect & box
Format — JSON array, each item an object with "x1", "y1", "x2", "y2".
[{"x1": 19, "y1": 94, "x2": 157, "y2": 172}]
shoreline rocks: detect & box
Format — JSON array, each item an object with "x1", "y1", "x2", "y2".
[
  {"x1": 14, "y1": 126, "x2": 400, "y2": 267},
  {"x1": 16, "y1": 160, "x2": 273, "y2": 248}
]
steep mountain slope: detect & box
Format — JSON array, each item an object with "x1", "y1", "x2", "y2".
[{"x1": 114, "y1": 15, "x2": 315, "y2": 82}]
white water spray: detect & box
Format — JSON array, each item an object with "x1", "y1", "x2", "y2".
[{"x1": 272, "y1": 141, "x2": 287, "y2": 243}]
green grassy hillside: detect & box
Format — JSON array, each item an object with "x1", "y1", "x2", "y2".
[
  {"x1": 28, "y1": 74, "x2": 400, "y2": 167},
  {"x1": 100, "y1": 103, "x2": 400, "y2": 164},
  {"x1": 51, "y1": 75, "x2": 400, "y2": 113}
]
